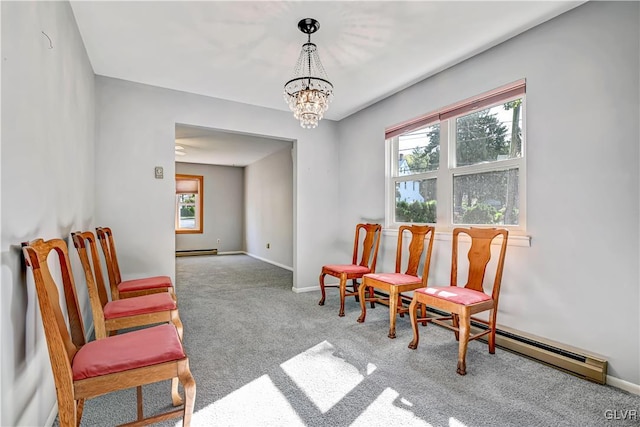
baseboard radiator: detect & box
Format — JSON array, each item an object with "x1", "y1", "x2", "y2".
[
  {"x1": 175, "y1": 248, "x2": 218, "y2": 257},
  {"x1": 374, "y1": 292, "x2": 608, "y2": 384},
  {"x1": 456, "y1": 316, "x2": 606, "y2": 384}
]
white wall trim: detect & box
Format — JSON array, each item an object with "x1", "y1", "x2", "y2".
[
  {"x1": 606, "y1": 375, "x2": 640, "y2": 395},
  {"x1": 218, "y1": 251, "x2": 245, "y2": 256},
  {"x1": 244, "y1": 252, "x2": 293, "y2": 271},
  {"x1": 382, "y1": 228, "x2": 531, "y2": 247},
  {"x1": 292, "y1": 285, "x2": 320, "y2": 293}
]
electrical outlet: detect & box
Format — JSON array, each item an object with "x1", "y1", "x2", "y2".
[
  {"x1": 217, "y1": 239, "x2": 221, "y2": 244},
  {"x1": 266, "y1": 243, "x2": 270, "y2": 249}
]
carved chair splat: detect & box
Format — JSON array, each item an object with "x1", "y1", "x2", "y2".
[
  {"x1": 408, "y1": 227, "x2": 509, "y2": 375},
  {"x1": 357, "y1": 225, "x2": 435, "y2": 339}
]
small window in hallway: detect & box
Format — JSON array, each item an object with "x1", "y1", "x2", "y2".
[{"x1": 176, "y1": 174, "x2": 203, "y2": 233}]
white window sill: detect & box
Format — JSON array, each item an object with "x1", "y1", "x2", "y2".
[{"x1": 382, "y1": 228, "x2": 531, "y2": 247}]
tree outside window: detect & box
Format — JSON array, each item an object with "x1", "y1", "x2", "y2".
[{"x1": 386, "y1": 80, "x2": 525, "y2": 231}]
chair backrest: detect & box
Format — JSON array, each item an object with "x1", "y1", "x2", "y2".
[
  {"x1": 95, "y1": 226, "x2": 122, "y2": 288},
  {"x1": 353, "y1": 223, "x2": 383, "y2": 272},
  {"x1": 396, "y1": 225, "x2": 435, "y2": 285},
  {"x1": 22, "y1": 238, "x2": 86, "y2": 400},
  {"x1": 72, "y1": 231, "x2": 113, "y2": 338},
  {"x1": 451, "y1": 227, "x2": 509, "y2": 300}
]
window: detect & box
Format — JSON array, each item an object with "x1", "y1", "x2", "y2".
[
  {"x1": 175, "y1": 174, "x2": 203, "y2": 233},
  {"x1": 386, "y1": 80, "x2": 525, "y2": 232}
]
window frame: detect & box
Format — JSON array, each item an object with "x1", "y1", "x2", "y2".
[
  {"x1": 385, "y1": 80, "x2": 527, "y2": 235},
  {"x1": 175, "y1": 174, "x2": 204, "y2": 234}
]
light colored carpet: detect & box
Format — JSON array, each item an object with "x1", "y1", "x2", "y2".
[{"x1": 63, "y1": 254, "x2": 638, "y2": 426}]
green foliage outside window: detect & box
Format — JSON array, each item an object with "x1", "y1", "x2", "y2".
[
  {"x1": 398, "y1": 100, "x2": 522, "y2": 226},
  {"x1": 396, "y1": 200, "x2": 437, "y2": 223},
  {"x1": 180, "y1": 206, "x2": 195, "y2": 218}
]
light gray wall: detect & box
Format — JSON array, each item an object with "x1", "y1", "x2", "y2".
[
  {"x1": 95, "y1": 76, "x2": 340, "y2": 292},
  {"x1": 245, "y1": 147, "x2": 294, "y2": 268},
  {"x1": 336, "y1": 1, "x2": 639, "y2": 384},
  {"x1": 175, "y1": 162, "x2": 244, "y2": 252},
  {"x1": 2, "y1": 4, "x2": 638, "y2": 427},
  {"x1": 0, "y1": 2, "x2": 96, "y2": 426}
]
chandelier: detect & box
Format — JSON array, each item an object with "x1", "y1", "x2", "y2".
[{"x1": 284, "y1": 18, "x2": 334, "y2": 129}]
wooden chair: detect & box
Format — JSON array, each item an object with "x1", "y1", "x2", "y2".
[
  {"x1": 22, "y1": 238, "x2": 196, "y2": 426},
  {"x1": 96, "y1": 226, "x2": 176, "y2": 300},
  {"x1": 318, "y1": 223, "x2": 382, "y2": 317},
  {"x1": 71, "y1": 231, "x2": 184, "y2": 340},
  {"x1": 357, "y1": 225, "x2": 435, "y2": 339},
  {"x1": 408, "y1": 227, "x2": 508, "y2": 375}
]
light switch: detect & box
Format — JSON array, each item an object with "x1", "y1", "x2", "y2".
[{"x1": 155, "y1": 166, "x2": 163, "y2": 179}]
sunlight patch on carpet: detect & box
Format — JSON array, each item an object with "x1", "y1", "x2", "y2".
[
  {"x1": 351, "y1": 388, "x2": 433, "y2": 427},
  {"x1": 449, "y1": 417, "x2": 469, "y2": 427},
  {"x1": 280, "y1": 340, "x2": 369, "y2": 413},
  {"x1": 186, "y1": 374, "x2": 305, "y2": 426}
]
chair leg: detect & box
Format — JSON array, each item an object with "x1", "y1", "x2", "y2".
[
  {"x1": 352, "y1": 279, "x2": 360, "y2": 302},
  {"x1": 488, "y1": 308, "x2": 497, "y2": 354},
  {"x1": 457, "y1": 310, "x2": 471, "y2": 375},
  {"x1": 397, "y1": 293, "x2": 404, "y2": 318},
  {"x1": 408, "y1": 297, "x2": 420, "y2": 350},
  {"x1": 357, "y1": 282, "x2": 367, "y2": 323},
  {"x1": 420, "y1": 303, "x2": 428, "y2": 326},
  {"x1": 178, "y1": 359, "x2": 197, "y2": 427},
  {"x1": 388, "y1": 287, "x2": 398, "y2": 339},
  {"x1": 169, "y1": 286, "x2": 177, "y2": 302},
  {"x1": 338, "y1": 274, "x2": 347, "y2": 317},
  {"x1": 369, "y1": 286, "x2": 375, "y2": 308},
  {"x1": 452, "y1": 314, "x2": 460, "y2": 341},
  {"x1": 76, "y1": 398, "x2": 85, "y2": 427},
  {"x1": 136, "y1": 385, "x2": 144, "y2": 421},
  {"x1": 318, "y1": 273, "x2": 326, "y2": 306},
  {"x1": 172, "y1": 310, "x2": 184, "y2": 341},
  {"x1": 171, "y1": 377, "x2": 183, "y2": 406},
  {"x1": 170, "y1": 309, "x2": 186, "y2": 406},
  {"x1": 57, "y1": 389, "x2": 76, "y2": 426}
]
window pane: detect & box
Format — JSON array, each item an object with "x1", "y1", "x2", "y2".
[
  {"x1": 455, "y1": 99, "x2": 523, "y2": 167},
  {"x1": 453, "y1": 169, "x2": 519, "y2": 225},
  {"x1": 178, "y1": 194, "x2": 197, "y2": 229},
  {"x1": 178, "y1": 193, "x2": 195, "y2": 203},
  {"x1": 397, "y1": 124, "x2": 440, "y2": 176},
  {"x1": 395, "y1": 179, "x2": 437, "y2": 223}
]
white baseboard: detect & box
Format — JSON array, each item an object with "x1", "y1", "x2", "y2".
[
  {"x1": 292, "y1": 285, "x2": 320, "y2": 293},
  {"x1": 244, "y1": 252, "x2": 293, "y2": 271},
  {"x1": 606, "y1": 375, "x2": 640, "y2": 395}
]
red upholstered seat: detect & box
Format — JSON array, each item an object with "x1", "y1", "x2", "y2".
[
  {"x1": 364, "y1": 273, "x2": 421, "y2": 285},
  {"x1": 103, "y1": 292, "x2": 177, "y2": 319},
  {"x1": 416, "y1": 286, "x2": 491, "y2": 306},
  {"x1": 72, "y1": 324, "x2": 185, "y2": 380},
  {"x1": 118, "y1": 275, "x2": 173, "y2": 293},
  {"x1": 323, "y1": 264, "x2": 371, "y2": 274}
]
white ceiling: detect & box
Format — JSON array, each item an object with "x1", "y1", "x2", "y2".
[
  {"x1": 70, "y1": 1, "x2": 584, "y2": 165},
  {"x1": 175, "y1": 124, "x2": 292, "y2": 167}
]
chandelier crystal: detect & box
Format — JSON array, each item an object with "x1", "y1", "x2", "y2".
[{"x1": 284, "y1": 18, "x2": 333, "y2": 129}]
